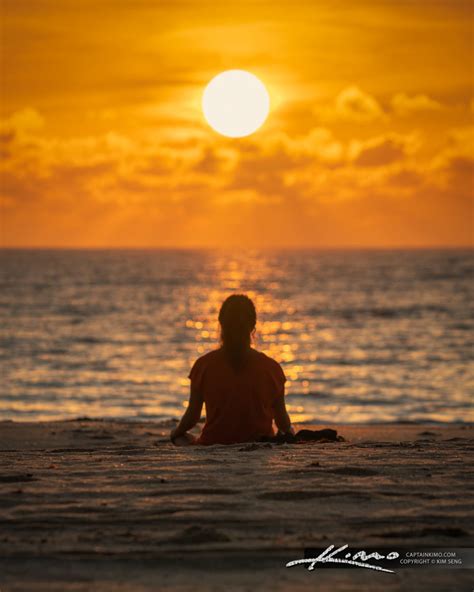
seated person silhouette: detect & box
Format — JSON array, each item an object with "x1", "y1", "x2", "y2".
[
  {"x1": 170, "y1": 294, "x2": 292, "y2": 445},
  {"x1": 171, "y1": 294, "x2": 338, "y2": 446}
]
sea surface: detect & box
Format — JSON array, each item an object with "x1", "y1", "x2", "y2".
[{"x1": 0, "y1": 248, "x2": 472, "y2": 424}]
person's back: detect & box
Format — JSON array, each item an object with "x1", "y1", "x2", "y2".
[
  {"x1": 189, "y1": 347, "x2": 285, "y2": 445},
  {"x1": 171, "y1": 294, "x2": 293, "y2": 445}
]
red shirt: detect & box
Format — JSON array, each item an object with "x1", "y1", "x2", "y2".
[{"x1": 188, "y1": 348, "x2": 286, "y2": 445}]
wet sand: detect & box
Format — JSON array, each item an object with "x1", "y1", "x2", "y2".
[{"x1": 0, "y1": 419, "x2": 473, "y2": 591}]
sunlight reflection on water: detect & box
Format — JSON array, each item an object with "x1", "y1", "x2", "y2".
[{"x1": 0, "y1": 248, "x2": 473, "y2": 423}]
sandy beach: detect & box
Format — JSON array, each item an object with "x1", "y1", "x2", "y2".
[{"x1": 0, "y1": 419, "x2": 472, "y2": 591}]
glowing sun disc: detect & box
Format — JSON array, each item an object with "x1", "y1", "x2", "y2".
[{"x1": 202, "y1": 70, "x2": 270, "y2": 138}]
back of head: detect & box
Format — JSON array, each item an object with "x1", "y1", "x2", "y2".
[{"x1": 218, "y1": 294, "x2": 257, "y2": 372}]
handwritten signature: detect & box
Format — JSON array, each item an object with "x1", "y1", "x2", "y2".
[{"x1": 286, "y1": 544, "x2": 400, "y2": 574}]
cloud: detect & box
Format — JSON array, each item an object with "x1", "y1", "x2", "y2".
[
  {"x1": 386, "y1": 168, "x2": 423, "y2": 187},
  {"x1": 223, "y1": 127, "x2": 347, "y2": 201},
  {"x1": 333, "y1": 86, "x2": 385, "y2": 122},
  {"x1": 192, "y1": 146, "x2": 229, "y2": 175},
  {"x1": 1, "y1": 105, "x2": 472, "y2": 247},
  {"x1": 430, "y1": 125, "x2": 474, "y2": 187},
  {"x1": 431, "y1": 154, "x2": 474, "y2": 199},
  {"x1": 0, "y1": 108, "x2": 46, "y2": 161},
  {"x1": 445, "y1": 155, "x2": 474, "y2": 180},
  {"x1": 0, "y1": 108, "x2": 45, "y2": 137},
  {"x1": 227, "y1": 142, "x2": 306, "y2": 198},
  {"x1": 391, "y1": 93, "x2": 443, "y2": 116},
  {"x1": 350, "y1": 133, "x2": 417, "y2": 167},
  {"x1": 292, "y1": 128, "x2": 344, "y2": 164},
  {"x1": 444, "y1": 125, "x2": 474, "y2": 158}
]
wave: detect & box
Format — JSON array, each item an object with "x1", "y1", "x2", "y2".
[{"x1": 305, "y1": 304, "x2": 452, "y2": 320}]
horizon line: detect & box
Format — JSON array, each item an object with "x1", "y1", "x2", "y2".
[{"x1": 0, "y1": 245, "x2": 472, "y2": 251}]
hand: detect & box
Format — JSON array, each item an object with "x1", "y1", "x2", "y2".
[
  {"x1": 277, "y1": 425, "x2": 296, "y2": 436},
  {"x1": 170, "y1": 430, "x2": 197, "y2": 446},
  {"x1": 170, "y1": 427, "x2": 180, "y2": 442}
]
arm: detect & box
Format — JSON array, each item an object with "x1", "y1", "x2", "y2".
[
  {"x1": 273, "y1": 390, "x2": 294, "y2": 434},
  {"x1": 170, "y1": 386, "x2": 204, "y2": 441}
]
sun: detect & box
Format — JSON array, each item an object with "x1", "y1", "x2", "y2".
[{"x1": 202, "y1": 70, "x2": 270, "y2": 138}]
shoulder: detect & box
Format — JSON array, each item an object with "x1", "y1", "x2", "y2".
[
  {"x1": 253, "y1": 349, "x2": 281, "y2": 368},
  {"x1": 189, "y1": 349, "x2": 225, "y2": 384},
  {"x1": 190, "y1": 349, "x2": 222, "y2": 371},
  {"x1": 253, "y1": 350, "x2": 286, "y2": 381}
]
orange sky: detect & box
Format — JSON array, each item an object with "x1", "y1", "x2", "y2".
[{"x1": 0, "y1": 0, "x2": 473, "y2": 247}]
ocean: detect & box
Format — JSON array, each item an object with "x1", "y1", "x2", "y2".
[{"x1": 0, "y1": 248, "x2": 472, "y2": 424}]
